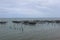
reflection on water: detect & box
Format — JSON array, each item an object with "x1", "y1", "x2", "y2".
[{"x1": 0, "y1": 20, "x2": 60, "y2": 40}]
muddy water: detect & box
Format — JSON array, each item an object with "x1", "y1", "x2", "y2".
[{"x1": 0, "y1": 19, "x2": 60, "y2": 40}]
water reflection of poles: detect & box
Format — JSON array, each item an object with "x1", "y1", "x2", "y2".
[
  {"x1": 12, "y1": 21, "x2": 23, "y2": 32},
  {"x1": 0, "y1": 21, "x2": 7, "y2": 28},
  {"x1": 21, "y1": 24, "x2": 23, "y2": 32},
  {"x1": 9, "y1": 26, "x2": 12, "y2": 29},
  {"x1": 21, "y1": 21, "x2": 28, "y2": 32},
  {"x1": 22, "y1": 20, "x2": 37, "y2": 31},
  {"x1": 12, "y1": 21, "x2": 20, "y2": 30}
]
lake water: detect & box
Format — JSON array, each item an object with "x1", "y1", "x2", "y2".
[{"x1": 0, "y1": 18, "x2": 60, "y2": 40}]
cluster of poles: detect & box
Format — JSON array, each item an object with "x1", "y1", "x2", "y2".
[
  {"x1": 0, "y1": 20, "x2": 60, "y2": 32},
  {"x1": 0, "y1": 20, "x2": 60, "y2": 25}
]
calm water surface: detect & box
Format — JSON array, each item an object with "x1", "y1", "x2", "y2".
[{"x1": 0, "y1": 18, "x2": 60, "y2": 40}]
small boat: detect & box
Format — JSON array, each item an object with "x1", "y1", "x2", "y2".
[
  {"x1": 55, "y1": 20, "x2": 60, "y2": 23},
  {"x1": 0, "y1": 21, "x2": 7, "y2": 24},
  {"x1": 12, "y1": 21, "x2": 22, "y2": 23},
  {"x1": 28, "y1": 22, "x2": 36, "y2": 25},
  {"x1": 22, "y1": 21, "x2": 37, "y2": 25}
]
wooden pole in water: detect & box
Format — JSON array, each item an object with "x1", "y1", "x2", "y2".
[{"x1": 19, "y1": 21, "x2": 23, "y2": 32}]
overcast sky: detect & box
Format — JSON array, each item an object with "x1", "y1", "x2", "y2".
[{"x1": 0, "y1": 0, "x2": 60, "y2": 18}]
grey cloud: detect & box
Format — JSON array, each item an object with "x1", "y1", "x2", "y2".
[{"x1": 0, "y1": 0, "x2": 60, "y2": 18}]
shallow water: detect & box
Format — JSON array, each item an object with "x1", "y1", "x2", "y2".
[{"x1": 0, "y1": 18, "x2": 60, "y2": 40}]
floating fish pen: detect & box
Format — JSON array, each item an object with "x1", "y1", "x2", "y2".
[
  {"x1": 28, "y1": 22, "x2": 36, "y2": 25},
  {"x1": 55, "y1": 20, "x2": 60, "y2": 23},
  {"x1": 12, "y1": 20, "x2": 60, "y2": 25},
  {"x1": 22, "y1": 20, "x2": 37, "y2": 25},
  {"x1": 32, "y1": 20, "x2": 55, "y2": 24},
  {"x1": 12, "y1": 21, "x2": 22, "y2": 23},
  {"x1": 43, "y1": 20, "x2": 55, "y2": 23},
  {"x1": 22, "y1": 20, "x2": 29, "y2": 25},
  {"x1": 0, "y1": 21, "x2": 7, "y2": 24},
  {"x1": 43, "y1": 20, "x2": 60, "y2": 23}
]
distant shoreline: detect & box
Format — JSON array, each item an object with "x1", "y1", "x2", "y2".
[{"x1": 0, "y1": 18, "x2": 60, "y2": 20}]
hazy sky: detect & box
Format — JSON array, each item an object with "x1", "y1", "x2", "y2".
[{"x1": 0, "y1": 0, "x2": 60, "y2": 18}]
